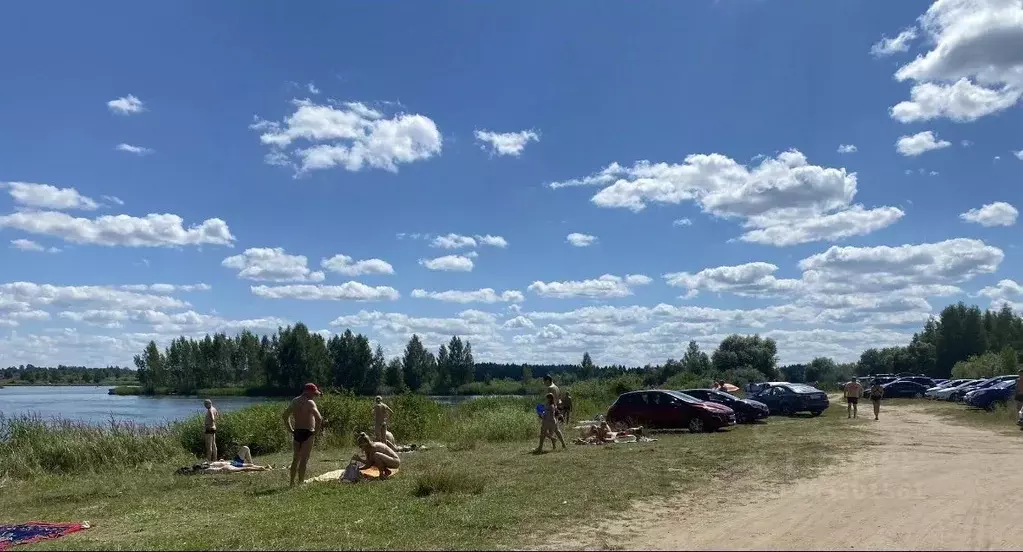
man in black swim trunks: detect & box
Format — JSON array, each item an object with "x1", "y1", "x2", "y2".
[{"x1": 283, "y1": 383, "x2": 324, "y2": 486}]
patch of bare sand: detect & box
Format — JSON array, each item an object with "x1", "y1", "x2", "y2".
[{"x1": 542, "y1": 402, "x2": 1023, "y2": 551}]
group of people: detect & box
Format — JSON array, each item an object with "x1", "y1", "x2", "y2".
[
  {"x1": 201, "y1": 383, "x2": 403, "y2": 486},
  {"x1": 842, "y1": 377, "x2": 885, "y2": 420}
]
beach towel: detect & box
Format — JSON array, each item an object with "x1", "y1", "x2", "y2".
[
  {"x1": 0, "y1": 522, "x2": 89, "y2": 551},
  {"x1": 308, "y1": 466, "x2": 400, "y2": 483}
]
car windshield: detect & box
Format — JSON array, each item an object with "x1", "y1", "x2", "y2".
[
  {"x1": 788, "y1": 384, "x2": 819, "y2": 393},
  {"x1": 665, "y1": 391, "x2": 702, "y2": 404},
  {"x1": 994, "y1": 380, "x2": 1017, "y2": 389}
]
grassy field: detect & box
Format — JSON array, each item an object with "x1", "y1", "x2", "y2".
[
  {"x1": 915, "y1": 397, "x2": 1022, "y2": 434},
  {"x1": 1, "y1": 404, "x2": 870, "y2": 550}
]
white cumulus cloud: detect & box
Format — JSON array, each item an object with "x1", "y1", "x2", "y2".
[
  {"x1": 896, "y1": 131, "x2": 951, "y2": 156},
  {"x1": 251, "y1": 99, "x2": 442, "y2": 174},
  {"x1": 837, "y1": 144, "x2": 858, "y2": 153},
  {"x1": 870, "y1": 27, "x2": 918, "y2": 57},
  {"x1": 10, "y1": 239, "x2": 60, "y2": 253},
  {"x1": 959, "y1": 201, "x2": 1019, "y2": 227},
  {"x1": 549, "y1": 150, "x2": 902, "y2": 246},
  {"x1": 566, "y1": 233, "x2": 597, "y2": 247},
  {"x1": 419, "y1": 254, "x2": 474, "y2": 272},
  {"x1": 527, "y1": 274, "x2": 651, "y2": 299},
  {"x1": 411, "y1": 288, "x2": 524, "y2": 304},
  {"x1": 222, "y1": 248, "x2": 325, "y2": 282},
  {"x1": 0, "y1": 211, "x2": 235, "y2": 248},
  {"x1": 321, "y1": 254, "x2": 394, "y2": 277},
  {"x1": 107, "y1": 94, "x2": 145, "y2": 115},
  {"x1": 251, "y1": 283, "x2": 399, "y2": 301},
  {"x1": 474, "y1": 129, "x2": 540, "y2": 157},
  {"x1": 3, "y1": 182, "x2": 99, "y2": 211}
]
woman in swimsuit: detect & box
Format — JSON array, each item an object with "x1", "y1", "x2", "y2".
[{"x1": 869, "y1": 380, "x2": 884, "y2": 420}]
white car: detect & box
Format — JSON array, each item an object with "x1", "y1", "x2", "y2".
[
  {"x1": 928, "y1": 379, "x2": 981, "y2": 400},
  {"x1": 923, "y1": 379, "x2": 971, "y2": 399}
]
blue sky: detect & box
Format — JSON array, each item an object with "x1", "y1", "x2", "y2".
[{"x1": 1, "y1": 0, "x2": 1021, "y2": 367}]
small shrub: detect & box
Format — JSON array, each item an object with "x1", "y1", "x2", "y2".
[{"x1": 413, "y1": 467, "x2": 486, "y2": 497}]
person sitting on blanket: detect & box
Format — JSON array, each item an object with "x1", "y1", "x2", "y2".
[{"x1": 351, "y1": 432, "x2": 401, "y2": 478}]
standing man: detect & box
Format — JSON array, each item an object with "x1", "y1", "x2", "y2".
[
  {"x1": 869, "y1": 379, "x2": 885, "y2": 421},
  {"x1": 543, "y1": 374, "x2": 560, "y2": 405},
  {"x1": 844, "y1": 377, "x2": 863, "y2": 419},
  {"x1": 203, "y1": 399, "x2": 219, "y2": 462},
  {"x1": 372, "y1": 396, "x2": 393, "y2": 442},
  {"x1": 282, "y1": 383, "x2": 324, "y2": 487}
]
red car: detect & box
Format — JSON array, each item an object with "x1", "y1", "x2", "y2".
[{"x1": 606, "y1": 389, "x2": 736, "y2": 433}]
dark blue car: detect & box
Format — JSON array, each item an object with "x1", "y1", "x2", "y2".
[
  {"x1": 679, "y1": 389, "x2": 770, "y2": 423},
  {"x1": 749, "y1": 383, "x2": 829, "y2": 416},
  {"x1": 952, "y1": 375, "x2": 1018, "y2": 402},
  {"x1": 964, "y1": 378, "x2": 1019, "y2": 410}
]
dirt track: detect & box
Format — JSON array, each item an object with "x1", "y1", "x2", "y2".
[{"x1": 552, "y1": 402, "x2": 1023, "y2": 551}]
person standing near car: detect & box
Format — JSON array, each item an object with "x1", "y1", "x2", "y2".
[
  {"x1": 869, "y1": 379, "x2": 884, "y2": 420},
  {"x1": 843, "y1": 377, "x2": 863, "y2": 419}
]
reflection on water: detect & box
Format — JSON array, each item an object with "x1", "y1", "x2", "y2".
[{"x1": 0, "y1": 386, "x2": 526, "y2": 425}]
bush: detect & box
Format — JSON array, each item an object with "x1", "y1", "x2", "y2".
[
  {"x1": 0, "y1": 414, "x2": 184, "y2": 478},
  {"x1": 448, "y1": 405, "x2": 537, "y2": 446},
  {"x1": 413, "y1": 467, "x2": 486, "y2": 497},
  {"x1": 176, "y1": 402, "x2": 290, "y2": 458}
]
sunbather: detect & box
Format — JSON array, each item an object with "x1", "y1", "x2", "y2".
[{"x1": 351, "y1": 432, "x2": 401, "y2": 478}]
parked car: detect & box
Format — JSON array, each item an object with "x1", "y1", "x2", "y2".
[
  {"x1": 950, "y1": 375, "x2": 1018, "y2": 402},
  {"x1": 964, "y1": 378, "x2": 1019, "y2": 410},
  {"x1": 880, "y1": 380, "x2": 930, "y2": 398},
  {"x1": 749, "y1": 383, "x2": 829, "y2": 416},
  {"x1": 924, "y1": 379, "x2": 973, "y2": 399},
  {"x1": 929, "y1": 379, "x2": 982, "y2": 400},
  {"x1": 679, "y1": 388, "x2": 770, "y2": 423},
  {"x1": 605, "y1": 390, "x2": 736, "y2": 433},
  {"x1": 891, "y1": 376, "x2": 937, "y2": 388}
]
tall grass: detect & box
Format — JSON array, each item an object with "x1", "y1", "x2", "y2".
[{"x1": 0, "y1": 414, "x2": 186, "y2": 479}]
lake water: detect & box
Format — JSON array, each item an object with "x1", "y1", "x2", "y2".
[
  {"x1": 0, "y1": 386, "x2": 512, "y2": 425},
  {"x1": 0, "y1": 386, "x2": 272, "y2": 426}
]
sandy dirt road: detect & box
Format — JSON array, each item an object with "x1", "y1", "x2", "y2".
[{"x1": 552, "y1": 402, "x2": 1023, "y2": 551}]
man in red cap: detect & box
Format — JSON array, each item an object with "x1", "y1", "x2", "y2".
[{"x1": 282, "y1": 382, "x2": 324, "y2": 486}]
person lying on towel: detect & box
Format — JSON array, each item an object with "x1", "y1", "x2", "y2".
[
  {"x1": 351, "y1": 432, "x2": 401, "y2": 478},
  {"x1": 210, "y1": 446, "x2": 272, "y2": 472}
]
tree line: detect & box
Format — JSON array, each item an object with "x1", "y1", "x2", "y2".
[
  {"x1": 0, "y1": 365, "x2": 135, "y2": 385},
  {"x1": 20, "y1": 301, "x2": 1023, "y2": 395},
  {"x1": 133, "y1": 323, "x2": 475, "y2": 395}
]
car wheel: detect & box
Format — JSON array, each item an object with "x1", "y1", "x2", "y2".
[
  {"x1": 688, "y1": 417, "x2": 705, "y2": 433},
  {"x1": 913, "y1": 392, "x2": 923, "y2": 399},
  {"x1": 810, "y1": 410, "x2": 823, "y2": 417}
]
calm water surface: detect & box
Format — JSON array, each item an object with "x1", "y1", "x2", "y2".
[
  {"x1": 0, "y1": 386, "x2": 515, "y2": 425},
  {"x1": 0, "y1": 386, "x2": 272, "y2": 425}
]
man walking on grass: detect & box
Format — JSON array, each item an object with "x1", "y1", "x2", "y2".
[
  {"x1": 203, "y1": 399, "x2": 219, "y2": 462},
  {"x1": 283, "y1": 383, "x2": 324, "y2": 486},
  {"x1": 844, "y1": 377, "x2": 863, "y2": 419}
]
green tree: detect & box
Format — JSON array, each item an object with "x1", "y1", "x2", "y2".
[
  {"x1": 580, "y1": 352, "x2": 596, "y2": 379},
  {"x1": 401, "y1": 335, "x2": 432, "y2": 392},
  {"x1": 711, "y1": 334, "x2": 778, "y2": 380},
  {"x1": 681, "y1": 341, "x2": 712, "y2": 375}
]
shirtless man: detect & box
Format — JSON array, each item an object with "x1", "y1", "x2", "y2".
[
  {"x1": 372, "y1": 396, "x2": 393, "y2": 442},
  {"x1": 203, "y1": 399, "x2": 219, "y2": 462},
  {"x1": 352, "y1": 432, "x2": 400, "y2": 478},
  {"x1": 282, "y1": 383, "x2": 324, "y2": 486},
  {"x1": 844, "y1": 377, "x2": 863, "y2": 419}
]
